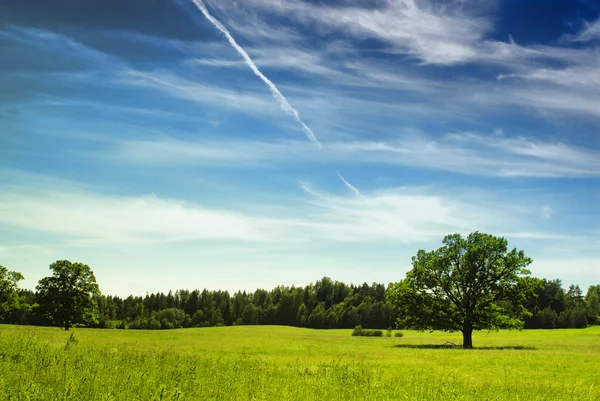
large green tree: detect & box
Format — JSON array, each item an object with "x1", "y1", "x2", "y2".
[
  {"x1": 0, "y1": 265, "x2": 25, "y2": 322},
  {"x1": 36, "y1": 260, "x2": 100, "y2": 330},
  {"x1": 388, "y1": 232, "x2": 537, "y2": 348}
]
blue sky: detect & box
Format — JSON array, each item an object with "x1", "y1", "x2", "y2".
[{"x1": 1, "y1": 0, "x2": 599, "y2": 296}]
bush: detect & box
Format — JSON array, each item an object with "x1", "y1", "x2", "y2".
[
  {"x1": 154, "y1": 308, "x2": 186, "y2": 329},
  {"x1": 191, "y1": 310, "x2": 205, "y2": 327},
  {"x1": 351, "y1": 325, "x2": 383, "y2": 337},
  {"x1": 95, "y1": 318, "x2": 117, "y2": 329},
  {"x1": 147, "y1": 318, "x2": 161, "y2": 330},
  {"x1": 394, "y1": 331, "x2": 404, "y2": 337}
]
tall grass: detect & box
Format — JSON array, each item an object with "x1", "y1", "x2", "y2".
[{"x1": 0, "y1": 325, "x2": 598, "y2": 400}]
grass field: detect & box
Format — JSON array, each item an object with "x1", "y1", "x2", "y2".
[{"x1": 1, "y1": 325, "x2": 599, "y2": 400}]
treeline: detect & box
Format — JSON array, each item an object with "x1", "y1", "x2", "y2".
[
  {"x1": 1, "y1": 262, "x2": 599, "y2": 330},
  {"x1": 93, "y1": 277, "x2": 396, "y2": 330},
  {"x1": 524, "y1": 279, "x2": 599, "y2": 329},
  {"x1": 6, "y1": 275, "x2": 396, "y2": 330}
]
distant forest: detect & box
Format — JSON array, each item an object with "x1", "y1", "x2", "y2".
[{"x1": 4, "y1": 275, "x2": 599, "y2": 331}]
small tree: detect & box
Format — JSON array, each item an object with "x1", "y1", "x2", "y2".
[
  {"x1": 388, "y1": 232, "x2": 537, "y2": 349},
  {"x1": 36, "y1": 260, "x2": 101, "y2": 330},
  {"x1": 242, "y1": 303, "x2": 259, "y2": 325},
  {"x1": 0, "y1": 265, "x2": 25, "y2": 323},
  {"x1": 585, "y1": 286, "x2": 600, "y2": 324}
]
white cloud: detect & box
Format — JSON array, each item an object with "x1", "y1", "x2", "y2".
[
  {"x1": 192, "y1": 48, "x2": 439, "y2": 93},
  {"x1": 496, "y1": 63, "x2": 600, "y2": 118},
  {"x1": 206, "y1": 0, "x2": 489, "y2": 65},
  {"x1": 499, "y1": 66, "x2": 600, "y2": 88},
  {"x1": 296, "y1": 184, "x2": 494, "y2": 243},
  {"x1": 562, "y1": 18, "x2": 600, "y2": 43},
  {"x1": 0, "y1": 174, "x2": 561, "y2": 247},
  {"x1": 479, "y1": 39, "x2": 596, "y2": 68},
  {"x1": 0, "y1": 190, "x2": 264, "y2": 244},
  {"x1": 498, "y1": 86, "x2": 600, "y2": 119},
  {"x1": 192, "y1": 1, "x2": 600, "y2": 121},
  {"x1": 225, "y1": 14, "x2": 302, "y2": 43},
  {"x1": 203, "y1": 0, "x2": 595, "y2": 69}
]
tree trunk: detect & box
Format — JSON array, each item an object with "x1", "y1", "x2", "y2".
[{"x1": 462, "y1": 321, "x2": 473, "y2": 349}]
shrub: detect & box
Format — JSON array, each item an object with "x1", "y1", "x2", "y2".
[
  {"x1": 147, "y1": 318, "x2": 161, "y2": 330},
  {"x1": 191, "y1": 310, "x2": 205, "y2": 327},
  {"x1": 352, "y1": 325, "x2": 364, "y2": 336},
  {"x1": 394, "y1": 331, "x2": 404, "y2": 337},
  {"x1": 128, "y1": 319, "x2": 145, "y2": 329},
  {"x1": 351, "y1": 325, "x2": 383, "y2": 337},
  {"x1": 95, "y1": 318, "x2": 117, "y2": 329},
  {"x1": 154, "y1": 308, "x2": 186, "y2": 329}
]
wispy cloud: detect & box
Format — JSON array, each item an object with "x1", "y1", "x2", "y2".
[
  {"x1": 295, "y1": 182, "x2": 557, "y2": 244},
  {"x1": 100, "y1": 132, "x2": 600, "y2": 178},
  {"x1": 496, "y1": 62, "x2": 600, "y2": 118},
  {"x1": 195, "y1": 1, "x2": 600, "y2": 122},
  {"x1": 0, "y1": 172, "x2": 563, "y2": 247},
  {"x1": 224, "y1": 15, "x2": 302, "y2": 43},
  {"x1": 206, "y1": 0, "x2": 489, "y2": 65},
  {"x1": 205, "y1": 0, "x2": 593, "y2": 68},
  {"x1": 499, "y1": 66, "x2": 600, "y2": 87},
  {"x1": 0, "y1": 189, "x2": 265, "y2": 244},
  {"x1": 0, "y1": 26, "x2": 116, "y2": 66},
  {"x1": 120, "y1": 69, "x2": 280, "y2": 116},
  {"x1": 191, "y1": 0, "x2": 321, "y2": 146},
  {"x1": 191, "y1": 48, "x2": 439, "y2": 93},
  {"x1": 562, "y1": 17, "x2": 600, "y2": 43}
]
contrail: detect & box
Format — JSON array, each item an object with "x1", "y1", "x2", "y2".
[
  {"x1": 191, "y1": 0, "x2": 321, "y2": 147},
  {"x1": 336, "y1": 171, "x2": 362, "y2": 197}
]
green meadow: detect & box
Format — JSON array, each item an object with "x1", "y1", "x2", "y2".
[{"x1": 1, "y1": 325, "x2": 599, "y2": 400}]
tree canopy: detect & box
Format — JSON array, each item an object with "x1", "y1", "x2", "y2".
[
  {"x1": 0, "y1": 265, "x2": 25, "y2": 323},
  {"x1": 36, "y1": 260, "x2": 101, "y2": 330},
  {"x1": 388, "y1": 232, "x2": 537, "y2": 348}
]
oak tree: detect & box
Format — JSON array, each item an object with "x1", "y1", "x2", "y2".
[
  {"x1": 388, "y1": 232, "x2": 536, "y2": 348},
  {"x1": 36, "y1": 260, "x2": 100, "y2": 330}
]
